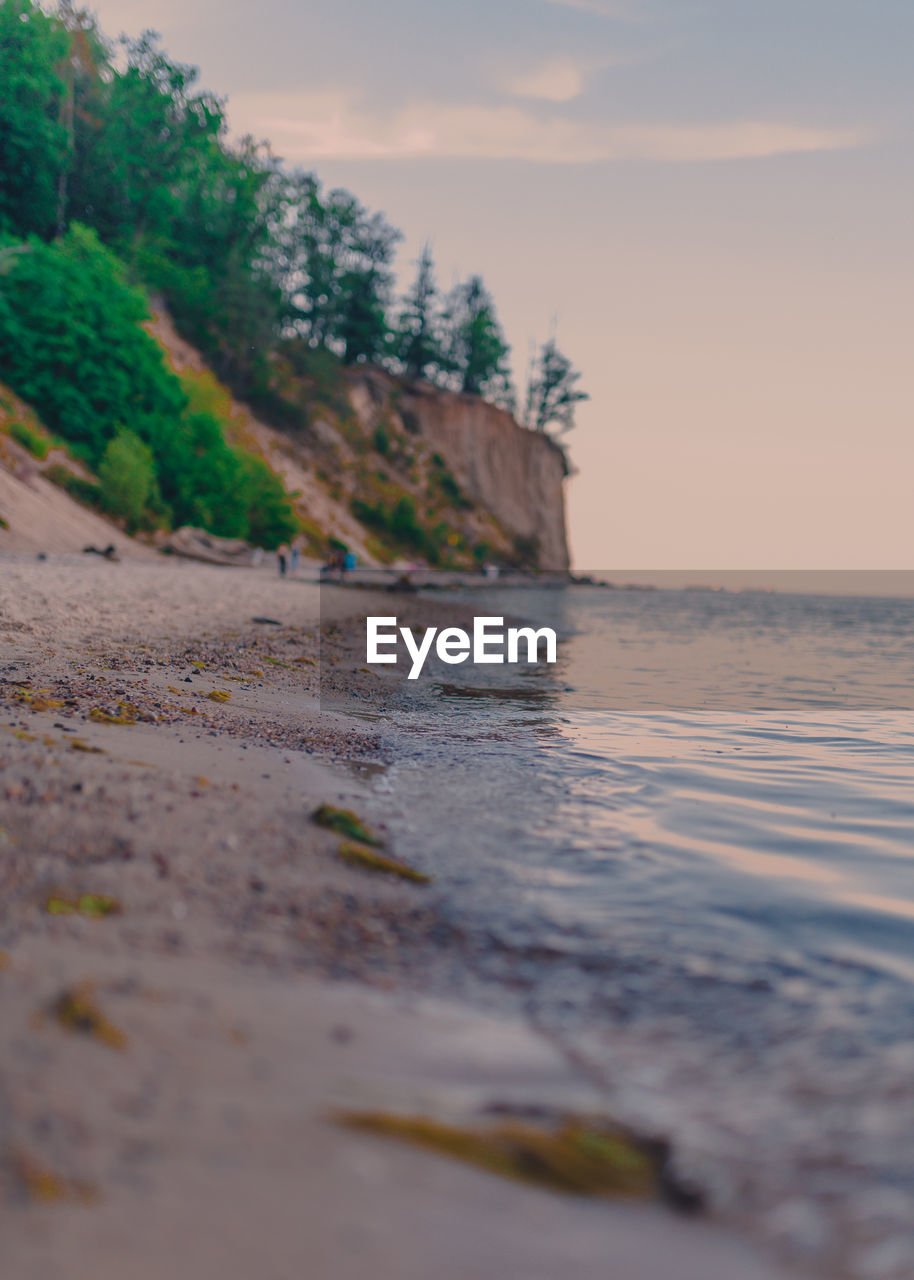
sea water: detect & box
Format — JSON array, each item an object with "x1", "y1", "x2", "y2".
[{"x1": 367, "y1": 585, "x2": 914, "y2": 1277}]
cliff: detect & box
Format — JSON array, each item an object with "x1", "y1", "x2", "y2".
[
  {"x1": 353, "y1": 372, "x2": 570, "y2": 571},
  {"x1": 151, "y1": 307, "x2": 571, "y2": 572},
  {"x1": 0, "y1": 311, "x2": 570, "y2": 571}
]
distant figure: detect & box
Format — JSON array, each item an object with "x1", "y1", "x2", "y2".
[
  {"x1": 343, "y1": 551, "x2": 357, "y2": 577},
  {"x1": 277, "y1": 543, "x2": 289, "y2": 577},
  {"x1": 290, "y1": 543, "x2": 300, "y2": 573}
]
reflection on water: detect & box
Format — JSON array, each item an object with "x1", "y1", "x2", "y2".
[{"x1": 369, "y1": 585, "x2": 914, "y2": 1276}]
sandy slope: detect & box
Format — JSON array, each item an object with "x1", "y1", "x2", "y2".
[
  {"x1": 0, "y1": 556, "x2": 795, "y2": 1280},
  {"x1": 0, "y1": 464, "x2": 149, "y2": 557}
]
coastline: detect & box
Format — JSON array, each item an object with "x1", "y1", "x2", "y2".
[{"x1": 0, "y1": 554, "x2": 794, "y2": 1279}]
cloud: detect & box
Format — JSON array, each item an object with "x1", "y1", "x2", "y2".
[
  {"x1": 506, "y1": 58, "x2": 589, "y2": 102},
  {"x1": 234, "y1": 91, "x2": 869, "y2": 166}
]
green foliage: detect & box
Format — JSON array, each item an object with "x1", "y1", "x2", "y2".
[
  {"x1": 351, "y1": 493, "x2": 447, "y2": 563},
  {"x1": 97, "y1": 428, "x2": 158, "y2": 531},
  {"x1": 0, "y1": 224, "x2": 185, "y2": 458},
  {"x1": 0, "y1": 0, "x2": 68, "y2": 238},
  {"x1": 0, "y1": 1, "x2": 579, "y2": 574},
  {"x1": 397, "y1": 243, "x2": 444, "y2": 380},
  {"x1": 442, "y1": 276, "x2": 513, "y2": 403},
  {"x1": 240, "y1": 453, "x2": 298, "y2": 549},
  {"x1": 0, "y1": 222, "x2": 295, "y2": 546},
  {"x1": 9, "y1": 420, "x2": 50, "y2": 459},
  {"x1": 45, "y1": 464, "x2": 102, "y2": 508},
  {"x1": 524, "y1": 337, "x2": 588, "y2": 436},
  {"x1": 276, "y1": 174, "x2": 401, "y2": 364},
  {"x1": 0, "y1": 0, "x2": 583, "y2": 428}
]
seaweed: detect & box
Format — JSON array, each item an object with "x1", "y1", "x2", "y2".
[
  {"x1": 51, "y1": 983, "x2": 127, "y2": 1050},
  {"x1": 12, "y1": 687, "x2": 62, "y2": 712},
  {"x1": 313, "y1": 804, "x2": 382, "y2": 846},
  {"x1": 70, "y1": 738, "x2": 104, "y2": 753},
  {"x1": 10, "y1": 1149, "x2": 98, "y2": 1205},
  {"x1": 207, "y1": 689, "x2": 231, "y2": 702},
  {"x1": 335, "y1": 1112, "x2": 661, "y2": 1200},
  {"x1": 89, "y1": 704, "x2": 139, "y2": 725},
  {"x1": 337, "y1": 840, "x2": 431, "y2": 884},
  {"x1": 46, "y1": 894, "x2": 120, "y2": 918}
]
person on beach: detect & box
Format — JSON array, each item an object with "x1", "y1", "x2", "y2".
[{"x1": 277, "y1": 544, "x2": 289, "y2": 576}]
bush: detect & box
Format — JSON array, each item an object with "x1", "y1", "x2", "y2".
[
  {"x1": 0, "y1": 225, "x2": 298, "y2": 548},
  {"x1": 97, "y1": 428, "x2": 159, "y2": 531},
  {"x1": 0, "y1": 226, "x2": 187, "y2": 460},
  {"x1": 240, "y1": 454, "x2": 298, "y2": 549},
  {"x1": 9, "y1": 420, "x2": 49, "y2": 459},
  {"x1": 45, "y1": 464, "x2": 102, "y2": 508}
]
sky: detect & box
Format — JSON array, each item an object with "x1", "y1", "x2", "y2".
[{"x1": 89, "y1": 0, "x2": 914, "y2": 569}]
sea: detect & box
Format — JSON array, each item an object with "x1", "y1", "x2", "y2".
[{"x1": 349, "y1": 581, "x2": 914, "y2": 1278}]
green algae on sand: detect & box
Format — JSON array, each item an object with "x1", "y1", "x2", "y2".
[
  {"x1": 51, "y1": 983, "x2": 128, "y2": 1050},
  {"x1": 336, "y1": 840, "x2": 431, "y2": 884},
  {"x1": 46, "y1": 893, "x2": 120, "y2": 918},
  {"x1": 336, "y1": 1112, "x2": 663, "y2": 1200},
  {"x1": 313, "y1": 804, "x2": 382, "y2": 846}
]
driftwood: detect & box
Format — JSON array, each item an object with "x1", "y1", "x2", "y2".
[{"x1": 161, "y1": 526, "x2": 259, "y2": 567}]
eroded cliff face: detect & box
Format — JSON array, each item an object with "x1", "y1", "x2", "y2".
[
  {"x1": 349, "y1": 371, "x2": 570, "y2": 571},
  {"x1": 150, "y1": 305, "x2": 570, "y2": 570},
  {"x1": 397, "y1": 383, "x2": 570, "y2": 571}
]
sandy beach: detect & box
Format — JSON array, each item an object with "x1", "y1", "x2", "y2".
[{"x1": 0, "y1": 553, "x2": 797, "y2": 1279}]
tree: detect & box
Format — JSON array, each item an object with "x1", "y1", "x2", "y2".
[
  {"x1": 97, "y1": 427, "x2": 158, "y2": 530},
  {"x1": 276, "y1": 175, "x2": 400, "y2": 363},
  {"x1": 442, "y1": 275, "x2": 513, "y2": 403},
  {"x1": 397, "y1": 243, "x2": 443, "y2": 380},
  {"x1": 0, "y1": 0, "x2": 68, "y2": 238},
  {"x1": 523, "y1": 337, "x2": 588, "y2": 436}
]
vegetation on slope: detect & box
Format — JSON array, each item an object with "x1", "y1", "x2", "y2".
[{"x1": 0, "y1": 0, "x2": 585, "y2": 558}]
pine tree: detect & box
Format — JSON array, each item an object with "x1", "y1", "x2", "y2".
[
  {"x1": 442, "y1": 275, "x2": 513, "y2": 402},
  {"x1": 524, "y1": 336, "x2": 588, "y2": 436},
  {"x1": 397, "y1": 243, "x2": 442, "y2": 380}
]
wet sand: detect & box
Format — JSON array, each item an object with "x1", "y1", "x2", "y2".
[{"x1": 0, "y1": 554, "x2": 795, "y2": 1279}]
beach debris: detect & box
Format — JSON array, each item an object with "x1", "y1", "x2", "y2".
[
  {"x1": 46, "y1": 894, "x2": 120, "y2": 918},
  {"x1": 82, "y1": 543, "x2": 118, "y2": 561},
  {"x1": 9, "y1": 1149, "x2": 98, "y2": 1205},
  {"x1": 11, "y1": 686, "x2": 62, "y2": 712},
  {"x1": 207, "y1": 690, "x2": 231, "y2": 702},
  {"x1": 313, "y1": 804, "x2": 382, "y2": 846},
  {"x1": 337, "y1": 840, "x2": 431, "y2": 884},
  {"x1": 252, "y1": 616, "x2": 282, "y2": 625},
  {"x1": 51, "y1": 982, "x2": 128, "y2": 1050},
  {"x1": 335, "y1": 1112, "x2": 669, "y2": 1202},
  {"x1": 89, "y1": 704, "x2": 139, "y2": 725},
  {"x1": 70, "y1": 738, "x2": 104, "y2": 753}
]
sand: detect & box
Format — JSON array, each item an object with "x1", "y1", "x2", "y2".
[{"x1": 0, "y1": 553, "x2": 796, "y2": 1279}]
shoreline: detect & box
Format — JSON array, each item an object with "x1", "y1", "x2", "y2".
[{"x1": 0, "y1": 554, "x2": 795, "y2": 1279}]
